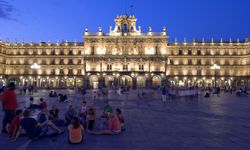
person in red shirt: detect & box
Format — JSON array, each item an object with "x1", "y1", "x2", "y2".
[
  {"x1": 0, "y1": 82, "x2": 18, "y2": 134},
  {"x1": 8, "y1": 109, "x2": 23, "y2": 137}
]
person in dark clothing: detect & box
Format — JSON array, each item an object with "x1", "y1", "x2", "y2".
[{"x1": 14, "y1": 110, "x2": 63, "y2": 141}]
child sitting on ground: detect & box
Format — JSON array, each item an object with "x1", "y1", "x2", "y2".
[
  {"x1": 68, "y1": 117, "x2": 84, "y2": 144},
  {"x1": 8, "y1": 109, "x2": 23, "y2": 138},
  {"x1": 87, "y1": 107, "x2": 96, "y2": 130}
]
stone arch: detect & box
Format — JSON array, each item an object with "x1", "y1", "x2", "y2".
[
  {"x1": 105, "y1": 76, "x2": 115, "y2": 88},
  {"x1": 119, "y1": 75, "x2": 133, "y2": 88},
  {"x1": 152, "y1": 76, "x2": 161, "y2": 88},
  {"x1": 137, "y1": 76, "x2": 146, "y2": 88},
  {"x1": 89, "y1": 75, "x2": 99, "y2": 89}
]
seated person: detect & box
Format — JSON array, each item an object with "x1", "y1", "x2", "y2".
[
  {"x1": 116, "y1": 108, "x2": 125, "y2": 131},
  {"x1": 40, "y1": 98, "x2": 47, "y2": 110},
  {"x1": 88, "y1": 111, "x2": 121, "y2": 135},
  {"x1": 204, "y1": 91, "x2": 210, "y2": 98},
  {"x1": 15, "y1": 110, "x2": 63, "y2": 141},
  {"x1": 49, "y1": 91, "x2": 54, "y2": 97},
  {"x1": 102, "y1": 100, "x2": 113, "y2": 118},
  {"x1": 27, "y1": 97, "x2": 39, "y2": 110},
  {"x1": 8, "y1": 109, "x2": 23, "y2": 138},
  {"x1": 86, "y1": 107, "x2": 96, "y2": 130},
  {"x1": 64, "y1": 105, "x2": 77, "y2": 125},
  {"x1": 68, "y1": 117, "x2": 84, "y2": 144},
  {"x1": 49, "y1": 105, "x2": 59, "y2": 122},
  {"x1": 79, "y1": 100, "x2": 87, "y2": 127}
]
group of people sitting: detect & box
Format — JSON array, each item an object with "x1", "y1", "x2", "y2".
[{"x1": 5, "y1": 97, "x2": 125, "y2": 144}]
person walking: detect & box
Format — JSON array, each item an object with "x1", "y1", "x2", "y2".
[
  {"x1": 161, "y1": 86, "x2": 167, "y2": 103},
  {"x1": 0, "y1": 82, "x2": 18, "y2": 134}
]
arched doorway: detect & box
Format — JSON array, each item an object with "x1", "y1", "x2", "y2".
[
  {"x1": 105, "y1": 76, "x2": 114, "y2": 88},
  {"x1": 89, "y1": 75, "x2": 99, "y2": 89},
  {"x1": 152, "y1": 76, "x2": 161, "y2": 88},
  {"x1": 137, "y1": 76, "x2": 146, "y2": 88},
  {"x1": 8, "y1": 78, "x2": 20, "y2": 86},
  {"x1": 119, "y1": 75, "x2": 132, "y2": 88}
]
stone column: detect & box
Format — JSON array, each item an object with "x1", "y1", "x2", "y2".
[
  {"x1": 99, "y1": 76, "x2": 105, "y2": 88},
  {"x1": 146, "y1": 77, "x2": 152, "y2": 89},
  {"x1": 132, "y1": 77, "x2": 137, "y2": 89},
  {"x1": 83, "y1": 76, "x2": 89, "y2": 89}
]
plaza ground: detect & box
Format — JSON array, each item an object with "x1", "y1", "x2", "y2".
[{"x1": 0, "y1": 89, "x2": 250, "y2": 150}]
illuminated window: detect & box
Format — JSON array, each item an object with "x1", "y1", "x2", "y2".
[
  {"x1": 107, "y1": 64, "x2": 112, "y2": 71},
  {"x1": 139, "y1": 65, "x2": 144, "y2": 71},
  {"x1": 123, "y1": 65, "x2": 128, "y2": 71}
]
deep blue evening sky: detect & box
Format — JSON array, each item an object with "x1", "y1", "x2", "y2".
[{"x1": 0, "y1": 0, "x2": 249, "y2": 42}]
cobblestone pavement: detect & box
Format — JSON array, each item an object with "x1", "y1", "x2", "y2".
[{"x1": 0, "y1": 89, "x2": 250, "y2": 150}]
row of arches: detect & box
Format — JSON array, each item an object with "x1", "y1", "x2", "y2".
[{"x1": 88, "y1": 75, "x2": 162, "y2": 89}]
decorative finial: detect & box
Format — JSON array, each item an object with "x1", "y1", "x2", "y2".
[
  {"x1": 229, "y1": 38, "x2": 232, "y2": 43},
  {"x1": 85, "y1": 26, "x2": 88, "y2": 32},
  {"x1": 202, "y1": 38, "x2": 205, "y2": 43},
  {"x1": 237, "y1": 38, "x2": 240, "y2": 43},
  {"x1": 211, "y1": 38, "x2": 214, "y2": 43},
  {"x1": 220, "y1": 38, "x2": 223, "y2": 43},
  {"x1": 74, "y1": 38, "x2": 77, "y2": 46},
  {"x1": 175, "y1": 37, "x2": 177, "y2": 43},
  {"x1": 138, "y1": 26, "x2": 141, "y2": 32},
  {"x1": 99, "y1": 27, "x2": 102, "y2": 32},
  {"x1": 109, "y1": 26, "x2": 112, "y2": 32},
  {"x1": 184, "y1": 37, "x2": 186, "y2": 43},
  {"x1": 149, "y1": 26, "x2": 152, "y2": 32},
  {"x1": 6, "y1": 38, "x2": 10, "y2": 43},
  {"x1": 15, "y1": 38, "x2": 18, "y2": 44},
  {"x1": 163, "y1": 26, "x2": 166, "y2": 32}
]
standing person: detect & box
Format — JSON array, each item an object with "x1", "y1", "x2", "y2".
[
  {"x1": 161, "y1": 86, "x2": 167, "y2": 103},
  {"x1": 0, "y1": 82, "x2": 18, "y2": 134}
]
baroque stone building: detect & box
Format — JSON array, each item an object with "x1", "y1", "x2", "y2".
[{"x1": 0, "y1": 15, "x2": 249, "y2": 89}]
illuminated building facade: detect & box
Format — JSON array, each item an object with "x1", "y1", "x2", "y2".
[{"x1": 0, "y1": 15, "x2": 249, "y2": 89}]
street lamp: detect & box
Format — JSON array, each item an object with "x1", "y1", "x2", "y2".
[
  {"x1": 31, "y1": 63, "x2": 41, "y2": 87},
  {"x1": 210, "y1": 64, "x2": 220, "y2": 87}
]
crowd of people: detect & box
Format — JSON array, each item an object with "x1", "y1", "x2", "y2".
[{"x1": 0, "y1": 83, "x2": 125, "y2": 144}]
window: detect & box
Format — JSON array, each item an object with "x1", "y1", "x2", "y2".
[
  {"x1": 123, "y1": 24, "x2": 128, "y2": 33},
  {"x1": 78, "y1": 69, "x2": 82, "y2": 75},
  {"x1": 188, "y1": 59, "x2": 192, "y2": 65},
  {"x1": 69, "y1": 59, "x2": 73, "y2": 65},
  {"x1": 170, "y1": 59, "x2": 174, "y2": 65},
  {"x1": 69, "y1": 69, "x2": 73, "y2": 75},
  {"x1": 60, "y1": 59, "x2": 64, "y2": 65},
  {"x1": 107, "y1": 64, "x2": 112, "y2": 71},
  {"x1": 69, "y1": 50, "x2": 73, "y2": 55},
  {"x1": 197, "y1": 59, "x2": 201, "y2": 65},
  {"x1": 197, "y1": 69, "x2": 202, "y2": 76},
  {"x1": 179, "y1": 50, "x2": 183, "y2": 55},
  {"x1": 60, "y1": 50, "x2": 64, "y2": 55},
  {"x1": 188, "y1": 50, "x2": 192, "y2": 55},
  {"x1": 60, "y1": 69, "x2": 64, "y2": 75},
  {"x1": 123, "y1": 65, "x2": 128, "y2": 71},
  {"x1": 197, "y1": 50, "x2": 201, "y2": 55},
  {"x1": 139, "y1": 65, "x2": 144, "y2": 71}
]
